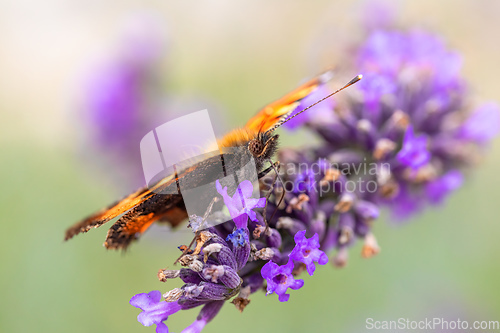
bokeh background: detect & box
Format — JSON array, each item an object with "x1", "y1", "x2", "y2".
[{"x1": 1, "y1": 0, "x2": 499, "y2": 332}]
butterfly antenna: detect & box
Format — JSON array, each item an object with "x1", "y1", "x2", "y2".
[{"x1": 269, "y1": 74, "x2": 363, "y2": 131}]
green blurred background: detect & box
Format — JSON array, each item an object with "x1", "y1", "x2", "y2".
[{"x1": 1, "y1": 0, "x2": 499, "y2": 332}]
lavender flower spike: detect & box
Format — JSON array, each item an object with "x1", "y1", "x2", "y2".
[
  {"x1": 125, "y1": 26, "x2": 499, "y2": 333},
  {"x1": 216, "y1": 179, "x2": 266, "y2": 228},
  {"x1": 130, "y1": 290, "x2": 181, "y2": 333},
  {"x1": 261, "y1": 259, "x2": 304, "y2": 302},
  {"x1": 289, "y1": 230, "x2": 329, "y2": 276}
]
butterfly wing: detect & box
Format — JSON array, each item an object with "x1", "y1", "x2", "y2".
[
  {"x1": 244, "y1": 69, "x2": 334, "y2": 133},
  {"x1": 65, "y1": 150, "x2": 248, "y2": 250},
  {"x1": 64, "y1": 171, "x2": 187, "y2": 246},
  {"x1": 64, "y1": 186, "x2": 157, "y2": 241},
  {"x1": 66, "y1": 70, "x2": 334, "y2": 250}
]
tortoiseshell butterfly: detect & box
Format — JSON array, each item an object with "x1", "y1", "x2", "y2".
[{"x1": 65, "y1": 71, "x2": 361, "y2": 250}]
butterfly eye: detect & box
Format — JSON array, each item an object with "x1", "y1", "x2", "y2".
[{"x1": 248, "y1": 139, "x2": 264, "y2": 156}]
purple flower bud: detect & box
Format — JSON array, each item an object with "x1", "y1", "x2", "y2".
[
  {"x1": 293, "y1": 168, "x2": 317, "y2": 194},
  {"x1": 179, "y1": 269, "x2": 203, "y2": 285},
  {"x1": 357, "y1": 73, "x2": 396, "y2": 125},
  {"x1": 387, "y1": 183, "x2": 423, "y2": 221},
  {"x1": 196, "y1": 282, "x2": 231, "y2": 301},
  {"x1": 276, "y1": 217, "x2": 307, "y2": 236},
  {"x1": 183, "y1": 284, "x2": 204, "y2": 299},
  {"x1": 354, "y1": 218, "x2": 371, "y2": 238},
  {"x1": 265, "y1": 228, "x2": 282, "y2": 248},
  {"x1": 308, "y1": 211, "x2": 327, "y2": 240},
  {"x1": 218, "y1": 266, "x2": 241, "y2": 289},
  {"x1": 426, "y1": 170, "x2": 463, "y2": 204},
  {"x1": 178, "y1": 300, "x2": 206, "y2": 310},
  {"x1": 163, "y1": 288, "x2": 183, "y2": 302},
  {"x1": 213, "y1": 244, "x2": 238, "y2": 271},
  {"x1": 354, "y1": 200, "x2": 380, "y2": 221},
  {"x1": 201, "y1": 265, "x2": 225, "y2": 283},
  {"x1": 283, "y1": 84, "x2": 335, "y2": 130},
  {"x1": 396, "y1": 125, "x2": 431, "y2": 171},
  {"x1": 337, "y1": 213, "x2": 356, "y2": 246},
  {"x1": 244, "y1": 272, "x2": 265, "y2": 293},
  {"x1": 229, "y1": 229, "x2": 251, "y2": 270}
]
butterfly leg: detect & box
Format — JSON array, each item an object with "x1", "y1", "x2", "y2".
[{"x1": 260, "y1": 160, "x2": 283, "y2": 235}]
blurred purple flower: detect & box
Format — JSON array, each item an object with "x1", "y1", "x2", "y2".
[
  {"x1": 360, "y1": 0, "x2": 397, "y2": 30},
  {"x1": 426, "y1": 170, "x2": 463, "y2": 204},
  {"x1": 283, "y1": 84, "x2": 336, "y2": 130},
  {"x1": 459, "y1": 103, "x2": 500, "y2": 144},
  {"x1": 82, "y1": 13, "x2": 167, "y2": 187},
  {"x1": 293, "y1": 168, "x2": 316, "y2": 194},
  {"x1": 273, "y1": 27, "x2": 499, "y2": 268},
  {"x1": 385, "y1": 184, "x2": 424, "y2": 221},
  {"x1": 396, "y1": 125, "x2": 431, "y2": 171},
  {"x1": 357, "y1": 72, "x2": 396, "y2": 120}
]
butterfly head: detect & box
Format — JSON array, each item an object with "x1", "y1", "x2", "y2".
[{"x1": 248, "y1": 132, "x2": 279, "y2": 160}]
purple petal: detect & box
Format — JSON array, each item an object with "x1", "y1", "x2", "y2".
[
  {"x1": 261, "y1": 261, "x2": 278, "y2": 282},
  {"x1": 130, "y1": 291, "x2": 162, "y2": 310},
  {"x1": 237, "y1": 180, "x2": 254, "y2": 199},
  {"x1": 396, "y1": 125, "x2": 431, "y2": 170},
  {"x1": 318, "y1": 252, "x2": 329, "y2": 265},
  {"x1": 459, "y1": 103, "x2": 500, "y2": 143},
  {"x1": 426, "y1": 170, "x2": 463, "y2": 203},
  {"x1": 290, "y1": 278, "x2": 305, "y2": 290},
  {"x1": 156, "y1": 322, "x2": 169, "y2": 333},
  {"x1": 181, "y1": 319, "x2": 205, "y2": 333},
  {"x1": 293, "y1": 229, "x2": 307, "y2": 243}
]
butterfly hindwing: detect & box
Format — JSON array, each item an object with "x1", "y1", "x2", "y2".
[
  {"x1": 105, "y1": 193, "x2": 186, "y2": 250},
  {"x1": 64, "y1": 187, "x2": 156, "y2": 241}
]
